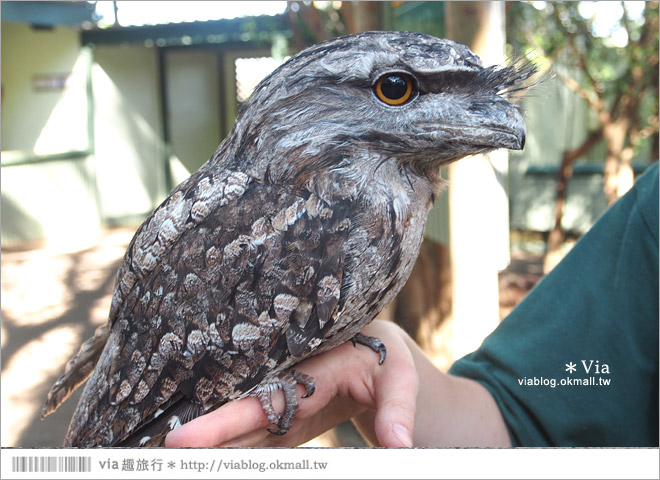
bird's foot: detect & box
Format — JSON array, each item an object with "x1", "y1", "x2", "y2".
[
  {"x1": 351, "y1": 332, "x2": 387, "y2": 365},
  {"x1": 253, "y1": 370, "x2": 315, "y2": 435}
]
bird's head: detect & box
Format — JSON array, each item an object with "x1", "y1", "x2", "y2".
[{"x1": 226, "y1": 31, "x2": 535, "y2": 192}]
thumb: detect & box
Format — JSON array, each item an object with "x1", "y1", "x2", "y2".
[{"x1": 371, "y1": 339, "x2": 419, "y2": 447}]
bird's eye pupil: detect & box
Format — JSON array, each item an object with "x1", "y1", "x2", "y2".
[
  {"x1": 381, "y1": 75, "x2": 408, "y2": 100},
  {"x1": 374, "y1": 73, "x2": 414, "y2": 106}
]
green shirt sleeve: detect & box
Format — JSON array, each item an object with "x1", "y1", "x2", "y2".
[{"x1": 449, "y1": 163, "x2": 659, "y2": 447}]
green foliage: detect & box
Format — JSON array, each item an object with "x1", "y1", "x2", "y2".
[{"x1": 507, "y1": 1, "x2": 659, "y2": 160}]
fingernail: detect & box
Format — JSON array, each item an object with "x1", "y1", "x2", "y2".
[{"x1": 392, "y1": 423, "x2": 413, "y2": 448}]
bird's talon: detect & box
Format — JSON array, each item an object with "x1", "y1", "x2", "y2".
[
  {"x1": 252, "y1": 369, "x2": 316, "y2": 436},
  {"x1": 351, "y1": 333, "x2": 387, "y2": 364}
]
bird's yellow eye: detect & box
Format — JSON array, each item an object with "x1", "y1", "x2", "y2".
[{"x1": 374, "y1": 73, "x2": 414, "y2": 106}]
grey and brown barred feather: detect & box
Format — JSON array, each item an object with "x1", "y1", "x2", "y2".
[
  {"x1": 42, "y1": 31, "x2": 535, "y2": 447},
  {"x1": 41, "y1": 323, "x2": 110, "y2": 419}
]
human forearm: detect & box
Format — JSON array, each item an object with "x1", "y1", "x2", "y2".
[{"x1": 414, "y1": 355, "x2": 511, "y2": 446}]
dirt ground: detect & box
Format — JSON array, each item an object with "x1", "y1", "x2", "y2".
[{"x1": 1, "y1": 227, "x2": 543, "y2": 448}]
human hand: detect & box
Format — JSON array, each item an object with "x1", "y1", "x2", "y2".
[{"x1": 165, "y1": 320, "x2": 419, "y2": 447}]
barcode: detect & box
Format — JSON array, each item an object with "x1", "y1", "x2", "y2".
[{"x1": 11, "y1": 456, "x2": 92, "y2": 473}]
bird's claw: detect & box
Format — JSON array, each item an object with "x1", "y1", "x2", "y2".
[
  {"x1": 253, "y1": 369, "x2": 316, "y2": 435},
  {"x1": 351, "y1": 332, "x2": 387, "y2": 365}
]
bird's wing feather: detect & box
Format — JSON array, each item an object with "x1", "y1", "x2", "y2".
[
  {"x1": 41, "y1": 323, "x2": 110, "y2": 419},
  {"x1": 65, "y1": 176, "x2": 354, "y2": 447}
]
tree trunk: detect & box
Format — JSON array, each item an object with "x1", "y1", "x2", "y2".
[
  {"x1": 340, "y1": 1, "x2": 382, "y2": 33},
  {"x1": 603, "y1": 118, "x2": 632, "y2": 205},
  {"x1": 544, "y1": 130, "x2": 603, "y2": 272}
]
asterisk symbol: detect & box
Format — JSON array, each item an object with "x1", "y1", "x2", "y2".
[
  {"x1": 565, "y1": 362, "x2": 577, "y2": 373},
  {"x1": 168, "y1": 461, "x2": 176, "y2": 469}
]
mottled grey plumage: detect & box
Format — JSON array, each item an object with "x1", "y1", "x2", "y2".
[{"x1": 42, "y1": 31, "x2": 534, "y2": 447}]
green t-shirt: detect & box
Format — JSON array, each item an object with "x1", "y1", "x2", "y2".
[{"x1": 450, "y1": 163, "x2": 659, "y2": 447}]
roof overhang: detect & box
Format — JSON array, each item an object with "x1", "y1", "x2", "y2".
[
  {"x1": 80, "y1": 14, "x2": 291, "y2": 48},
  {"x1": 2, "y1": 1, "x2": 96, "y2": 28}
]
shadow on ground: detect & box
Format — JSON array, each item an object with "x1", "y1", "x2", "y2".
[{"x1": 1, "y1": 228, "x2": 135, "y2": 447}]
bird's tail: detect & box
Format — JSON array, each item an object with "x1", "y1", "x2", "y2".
[{"x1": 41, "y1": 323, "x2": 110, "y2": 419}]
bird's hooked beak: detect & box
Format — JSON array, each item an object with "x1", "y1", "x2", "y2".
[{"x1": 412, "y1": 94, "x2": 527, "y2": 154}]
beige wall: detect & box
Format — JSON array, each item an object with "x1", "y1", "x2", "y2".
[
  {"x1": 1, "y1": 23, "x2": 169, "y2": 246},
  {"x1": 92, "y1": 44, "x2": 166, "y2": 225},
  {"x1": 1, "y1": 23, "x2": 171, "y2": 246},
  {"x1": 1, "y1": 23, "x2": 87, "y2": 153},
  {"x1": 1, "y1": 21, "x2": 271, "y2": 246},
  {"x1": 1, "y1": 23, "x2": 100, "y2": 248},
  {"x1": 166, "y1": 49, "x2": 221, "y2": 174}
]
